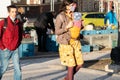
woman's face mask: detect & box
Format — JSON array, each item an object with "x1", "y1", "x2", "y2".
[
  {"x1": 70, "y1": 4, "x2": 76, "y2": 12},
  {"x1": 70, "y1": 6, "x2": 76, "y2": 12}
]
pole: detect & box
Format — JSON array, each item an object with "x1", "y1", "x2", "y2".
[
  {"x1": 50, "y1": 0, "x2": 53, "y2": 11},
  {"x1": 117, "y1": 2, "x2": 120, "y2": 46},
  {"x1": 53, "y1": 0, "x2": 54, "y2": 11}
]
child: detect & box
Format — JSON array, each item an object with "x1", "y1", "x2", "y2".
[{"x1": 70, "y1": 12, "x2": 83, "y2": 43}]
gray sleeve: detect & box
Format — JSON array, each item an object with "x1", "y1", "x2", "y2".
[{"x1": 17, "y1": 14, "x2": 22, "y2": 22}]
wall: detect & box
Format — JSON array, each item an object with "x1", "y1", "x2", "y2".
[
  {"x1": 77, "y1": 0, "x2": 99, "y2": 12},
  {"x1": 17, "y1": 2, "x2": 61, "y2": 18},
  {"x1": 0, "y1": 0, "x2": 11, "y2": 18}
]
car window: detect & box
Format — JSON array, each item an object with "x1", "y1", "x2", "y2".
[
  {"x1": 85, "y1": 14, "x2": 95, "y2": 18},
  {"x1": 85, "y1": 13, "x2": 105, "y2": 18},
  {"x1": 95, "y1": 14, "x2": 105, "y2": 18}
]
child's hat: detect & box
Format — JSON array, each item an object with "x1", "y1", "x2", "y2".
[{"x1": 73, "y1": 12, "x2": 82, "y2": 20}]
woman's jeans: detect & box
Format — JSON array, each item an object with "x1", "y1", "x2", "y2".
[{"x1": 0, "y1": 49, "x2": 21, "y2": 80}]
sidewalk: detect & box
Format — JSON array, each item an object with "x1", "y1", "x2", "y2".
[
  {"x1": 22, "y1": 49, "x2": 111, "y2": 61},
  {"x1": 2, "y1": 56, "x2": 120, "y2": 80},
  {"x1": 3, "y1": 49, "x2": 120, "y2": 80}
]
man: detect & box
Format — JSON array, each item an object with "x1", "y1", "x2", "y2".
[
  {"x1": 104, "y1": 6, "x2": 118, "y2": 29},
  {"x1": 34, "y1": 12, "x2": 55, "y2": 52},
  {"x1": 0, "y1": 5, "x2": 23, "y2": 80}
]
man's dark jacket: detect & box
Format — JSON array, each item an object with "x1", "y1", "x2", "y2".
[{"x1": 34, "y1": 12, "x2": 55, "y2": 32}]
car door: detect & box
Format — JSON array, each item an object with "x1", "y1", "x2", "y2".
[
  {"x1": 94, "y1": 13, "x2": 105, "y2": 27},
  {"x1": 83, "y1": 14, "x2": 96, "y2": 26}
]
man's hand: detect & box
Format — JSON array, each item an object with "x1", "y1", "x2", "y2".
[{"x1": 3, "y1": 48, "x2": 7, "y2": 51}]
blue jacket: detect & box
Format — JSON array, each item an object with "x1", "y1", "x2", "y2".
[{"x1": 104, "y1": 11, "x2": 118, "y2": 27}]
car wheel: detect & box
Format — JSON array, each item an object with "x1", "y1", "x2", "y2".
[
  {"x1": 85, "y1": 24, "x2": 94, "y2": 30},
  {"x1": 88, "y1": 23, "x2": 96, "y2": 29},
  {"x1": 88, "y1": 23, "x2": 95, "y2": 27}
]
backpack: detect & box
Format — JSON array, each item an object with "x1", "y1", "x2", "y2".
[
  {"x1": 3, "y1": 18, "x2": 8, "y2": 31},
  {"x1": 0, "y1": 18, "x2": 8, "y2": 38}
]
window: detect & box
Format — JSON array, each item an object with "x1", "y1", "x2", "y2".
[
  {"x1": 85, "y1": 13, "x2": 105, "y2": 18},
  {"x1": 94, "y1": 14, "x2": 105, "y2": 18},
  {"x1": 85, "y1": 14, "x2": 95, "y2": 18}
]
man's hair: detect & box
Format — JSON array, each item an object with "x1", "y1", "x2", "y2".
[{"x1": 7, "y1": 5, "x2": 17, "y2": 12}]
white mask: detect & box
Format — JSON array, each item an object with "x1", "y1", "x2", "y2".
[{"x1": 70, "y1": 6, "x2": 76, "y2": 12}]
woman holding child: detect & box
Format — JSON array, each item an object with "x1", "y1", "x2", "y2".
[{"x1": 55, "y1": 0, "x2": 84, "y2": 80}]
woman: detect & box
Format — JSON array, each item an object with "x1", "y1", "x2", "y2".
[
  {"x1": 55, "y1": 0, "x2": 84, "y2": 80},
  {"x1": 17, "y1": 7, "x2": 27, "y2": 23}
]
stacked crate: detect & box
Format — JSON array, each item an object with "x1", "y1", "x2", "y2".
[
  {"x1": 81, "y1": 30, "x2": 118, "y2": 35},
  {"x1": 112, "y1": 39, "x2": 118, "y2": 48},
  {"x1": 80, "y1": 39, "x2": 90, "y2": 53},
  {"x1": 46, "y1": 35, "x2": 59, "y2": 52},
  {"x1": 19, "y1": 43, "x2": 34, "y2": 58},
  {"x1": 81, "y1": 45, "x2": 91, "y2": 53},
  {"x1": 81, "y1": 29, "x2": 118, "y2": 51},
  {"x1": 45, "y1": 29, "x2": 118, "y2": 53},
  {"x1": 46, "y1": 35, "x2": 91, "y2": 53},
  {"x1": 18, "y1": 38, "x2": 34, "y2": 58}
]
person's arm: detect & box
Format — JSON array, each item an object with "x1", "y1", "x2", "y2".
[
  {"x1": 114, "y1": 12, "x2": 118, "y2": 22},
  {"x1": 55, "y1": 15, "x2": 68, "y2": 35},
  {"x1": 0, "y1": 20, "x2": 4, "y2": 38},
  {"x1": 21, "y1": 14, "x2": 27, "y2": 23},
  {"x1": 0, "y1": 20, "x2": 6, "y2": 50},
  {"x1": 55, "y1": 14, "x2": 74, "y2": 35},
  {"x1": 17, "y1": 14, "x2": 22, "y2": 22},
  {"x1": 17, "y1": 13, "x2": 27, "y2": 23},
  {"x1": 104, "y1": 13, "x2": 108, "y2": 25},
  {"x1": 47, "y1": 18, "x2": 55, "y2": 32}
]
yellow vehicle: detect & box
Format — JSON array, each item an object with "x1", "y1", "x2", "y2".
[{"x1": 82, "y1": 12, "x2": 105, "y2": 28}]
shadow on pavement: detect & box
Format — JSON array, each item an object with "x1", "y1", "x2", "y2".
[
  {"x1": 83, "y1": 53, "x2": 110, "y2": 68},
  {"x1": 7, "y1": 58, "x2": 57, "y2": 71},
  {"x1": 24, "y1": 70, "x2": 66, "y2": 80},
  {"x1": 83, "y1": 60, "x2": 99, "y2": 68},
  {"x1": 51, "y1": 73, "x2": 66, "y2": 80},
  {"x1": 94, "y1": 72, "x2": 113, "y2": 80}
]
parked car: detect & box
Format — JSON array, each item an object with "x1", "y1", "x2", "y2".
[{"x1": 82, "y1": 12, "x2": 105, "y2": 29}]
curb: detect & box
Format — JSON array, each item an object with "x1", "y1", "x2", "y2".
[
  {"x1": 4, "y1": 64, "x2": 66, "y2": 76},
  {"x1": 5, "y1": 67, "x2": 120, "y2": 77},
  {"x1": 20, "y1": 54, "x2": 59, "y2": 60},
  {"x1": 80, "y1": 68, "x2": 120, "y2": 77}
]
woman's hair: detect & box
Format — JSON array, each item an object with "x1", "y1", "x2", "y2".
[
  {"x1": 18, "y1": 7, "x2": 25, "y2": 14},
  {"x1": 59, "y1": 0, "x2": 74, "y2": 13}
]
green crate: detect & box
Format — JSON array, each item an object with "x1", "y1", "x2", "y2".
[{"x1": 112, "y1": 40, "x2": 118, "y2": 48}]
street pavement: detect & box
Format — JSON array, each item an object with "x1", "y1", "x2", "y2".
[{"x1": 2, "y1": 50, "x2": 120, "y2": 80}]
